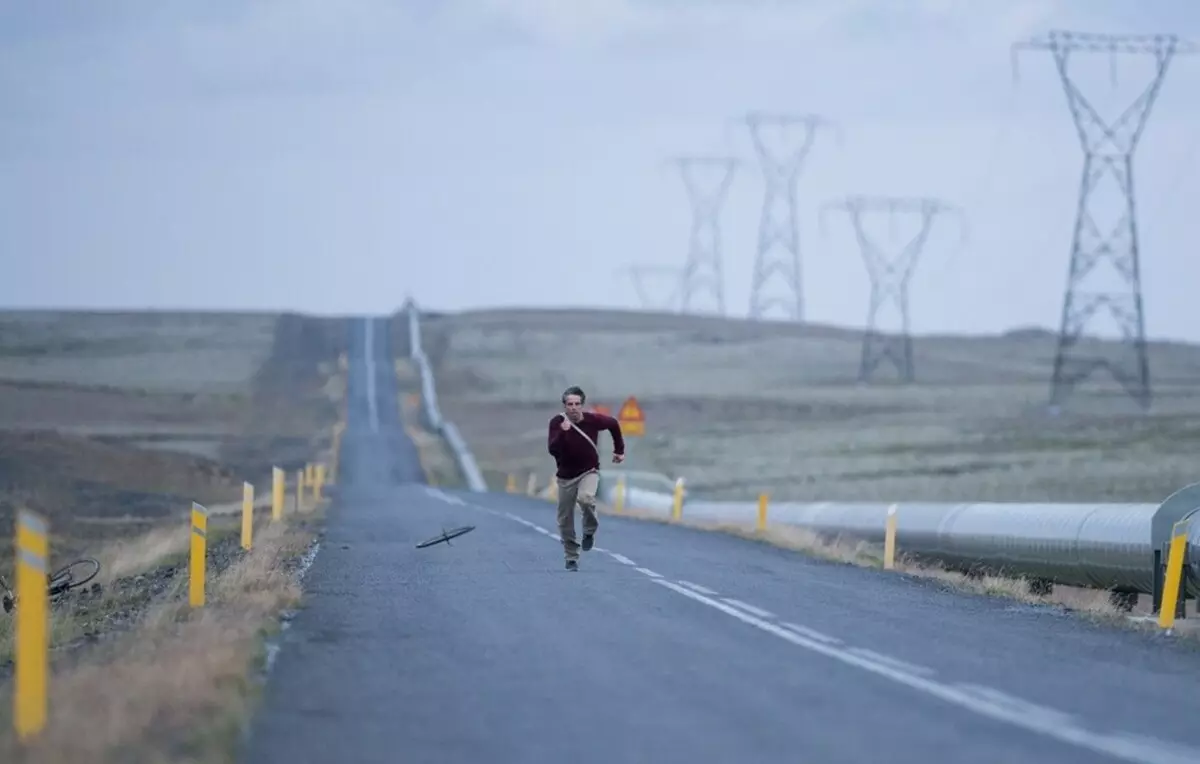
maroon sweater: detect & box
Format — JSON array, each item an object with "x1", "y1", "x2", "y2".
[{"x1": 547, "y1": 411, "x2": 626, "y2": 480}]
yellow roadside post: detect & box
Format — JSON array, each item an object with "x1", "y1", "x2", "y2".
[
  {"x1": 506, "y1": 473, "x2": 517, "y2": 493},
  {"x1": 190, "y1": 502, "x2": 208, "y2": 608},
  {"x1": 305, "y1": 463, "x2": 315, "y2": 491},
  {"x1": 330, "y1": 422, "x2": 344, "y2": 483},
  {"x1": 757, "y1": 493, "x2": 769, "y2": 532},
  {"x1": 241, "y1": 481, "x2": 254, "y2": 551},
  {"x1": 526, "y1": 473, "x2": 537, "y2": 496},
  {"x1": 314, "y1": 463, "x2": 326, "y2": 501},
  {"x1": 1158, "y1": 518, "x2": 1190, "y2": 630},
  {"x1": 295, "y1": 469, "x2": 305, "y2": 512},
  {"x1": 14, "y1": 508, "x2": 49, "y2": 741},
  {"x1": 671, "y1": 478, "x2": 685, "y2": 522},
  {"x1": 614, "y1": 474, "x2": 627, "y2": 515},
  {"x1": 547, "y1": 480, "x2": 559, "y2": 503},
  {"x1": 884, "y1": 504, "x2": 898, "y2": 570},
  {"x1": 272, "y1": 466, "x2": 284, "y2": 521}
]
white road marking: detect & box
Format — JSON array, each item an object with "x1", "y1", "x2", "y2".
[
  {"x1": 424, "y1": 487, "x2": 468, "y2": 507},
  {"x1": 608, "y1": 553, "x2": 637, "y2": 566},
  {"x1": 363, "y1": 318, "x2": 379, "y2": 432},
  {"x1": 634, "y1": 567, "x2": 663, "y2": 579},
  {"x1": 650, "y1": 579, "x2": 1200, "y2": 764},
  {"x1": 721, "y1": 598, "x2": 775, "y2": 619},
  {"x1": 953, "y1": 683, "x2": 1077, "y2": 727},
  {"x1": 780, "y1": 622, "x2": 841, "y2": 645},
  {"x1": 677, "y1": 580, "x2": 719, "y2": 596},
  {"x1": 845, "y1": 647, "x2": 935, "y2": 678}
]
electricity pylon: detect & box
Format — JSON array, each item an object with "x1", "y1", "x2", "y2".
[
  {"x1": 821, "y1": 196, "x2": 967, "y2": 383},
  {"x1": 1012, "y1": 30, "x2": 1197, "y2": 411},
  {"x1": 668, "y1": 155, "x2": 739, "y2": 316},
  {"x1": 743, "y1": 112, "x2": 839, "y2": 322}
]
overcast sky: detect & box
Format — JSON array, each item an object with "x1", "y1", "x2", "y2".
[{"x1": 2, "y1": 1, "x2": 1199, "y2": 340}]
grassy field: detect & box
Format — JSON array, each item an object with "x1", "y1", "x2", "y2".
[
  {"x1": 0, "y1": 310, "x2": 346, "y2": 564},
  {"x1": 0, "y1": 308, "x2": 347, "y2": 761},
  {"x1": 417, "y1": 307, "x2": 1200, "y2": 505}
]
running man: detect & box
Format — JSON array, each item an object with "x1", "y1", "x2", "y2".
[{"x1": 547, "y1": 385, "x2": 626, "y2": 570}]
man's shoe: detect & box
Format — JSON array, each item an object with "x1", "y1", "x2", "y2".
[
  {"x1": 566, "y1": 559, "x2": 579, "y2": 571},
  {"x1": 581, "y1": 533, "x2": 595, "y2": 552}
]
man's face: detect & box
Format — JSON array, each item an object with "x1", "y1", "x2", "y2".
[{"x1": 564, "y1": 394, "x2": 584, "y2": 421}]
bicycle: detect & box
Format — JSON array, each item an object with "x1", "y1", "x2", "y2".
[{"x1": 1, "y1": 557, "x2": 101, "y2": 614}]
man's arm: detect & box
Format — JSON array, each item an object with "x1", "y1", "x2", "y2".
[
  {"x1": 547, "y1": 415, "x2": 566, "y2": 457},
  {"x1": 602, "y1": 414, "x2": 626, "y2": 457}
]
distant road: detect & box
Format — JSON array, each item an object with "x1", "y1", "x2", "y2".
[{"x1": 241, "y1": 317, "x2": 1200, "y2": 764}]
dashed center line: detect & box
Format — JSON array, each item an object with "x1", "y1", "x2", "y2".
[
  {"x1": 634, "y1": 567, "x2": 663, "y2": 579},
  {"x1": 677, "y1": 580, "x2": 718, "y2": 596},
  {"x1": 780, "y1": 622, "x2": 841, "y2": 645},
  {"x1": 721, "y1": 598, "x2": 774, "y2": 619},
  {"x1": 845, "y1": 647, "x2": 935, "y2": 678}
]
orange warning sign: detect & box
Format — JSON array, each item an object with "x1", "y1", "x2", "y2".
[{"x1": 617, "y1": 395, "x2": 645, "y2": 437}]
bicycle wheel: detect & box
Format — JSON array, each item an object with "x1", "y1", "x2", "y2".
[
  {"x1": 415, "y1": 525, "x2": 476, "y2": 549},
  {"x1": 48, "y1": 558, "x2": 101, "y2": 597}
]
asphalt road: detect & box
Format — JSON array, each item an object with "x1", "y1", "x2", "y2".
[{"x1": 241, "y1": 317, "x2": 1200, "y2": 764}]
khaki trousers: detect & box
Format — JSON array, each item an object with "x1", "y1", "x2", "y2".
[{"x1": 556, "y1": 470, "x2": 600, "y2": 561}]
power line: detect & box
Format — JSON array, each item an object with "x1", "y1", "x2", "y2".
[
  {"x1": 742, "y1": 112, "x2": 840, "y2": 323},
  {"x1": 821, "y1": 195, "x2": 967, "y2": 383},
  {"x1": 667, "y1": 155, "x2": 740, "y2": 317},
  {"x1": 1012, "y1": 30, "x2": 1198, "y2": 412}
]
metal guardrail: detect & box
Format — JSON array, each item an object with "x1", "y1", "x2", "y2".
[
  {"x1": 597, "y1": 473, "x2": 1200, "y2": 608},
  {"x1": 403, "y1": 299, "x2": 487, "y2": 492}
]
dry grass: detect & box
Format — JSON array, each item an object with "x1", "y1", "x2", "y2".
[
  {"x1": 90, "y1": 496, "x2": 271, "y2": 586},
  {"x1": 0, "y1": 513, "x2": 320, "y2": 764},
  {"x1": 93, "y1": 525, "x2": 192, "y2": 585},
  {"x1": 0, "y1": 310, "x2": 277, "y2": 397},
  {"x1": 0, "y1": 511, "x2": 257, "y2": 664},
  {"x1": 423, "y1": 307, "x2": 1200, "y2": 503}
]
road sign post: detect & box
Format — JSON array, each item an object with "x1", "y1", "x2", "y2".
[
  {"x1": 617, "y1": 396, "x2": 645, "y2": 438},
  {"x1": 15, "y1": 509, "x2": 49, "y2": 741}
]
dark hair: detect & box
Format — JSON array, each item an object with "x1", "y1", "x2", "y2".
[{"x1": 561, "y1": 385, "x2": 586, "y2": 404}]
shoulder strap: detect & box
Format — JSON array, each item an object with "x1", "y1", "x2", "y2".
[{"x1": 566, "y1": 416, "x2": 600, "y2": 456}]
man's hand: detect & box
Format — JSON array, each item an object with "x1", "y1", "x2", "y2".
[
  {"x1": 559, "y1": 416, "x2": 572, "y2": 431},
  {"x1": 612, "y1": 452, "x2": 625, "y2": 464}
]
